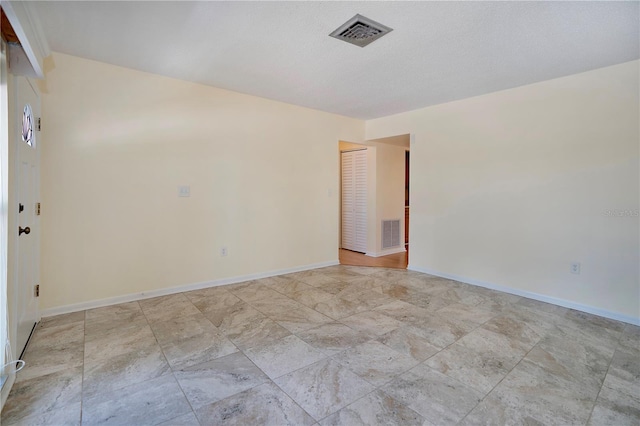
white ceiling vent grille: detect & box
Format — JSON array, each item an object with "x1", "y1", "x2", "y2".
[
  {"x1": 329, "y1": 14, "x2": 393, "y2": 48},
  {"x1": 382, "y1": 219, "x2": 401, "y2": 249}
]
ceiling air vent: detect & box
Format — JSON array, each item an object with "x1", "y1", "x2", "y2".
[{"x1": 329, "y1": 14, "x2": 393, "y2": 48}]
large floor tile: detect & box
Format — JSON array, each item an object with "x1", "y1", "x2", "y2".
[
  {"x1": 232, "y1": 284, "x2": 289, "y2": 305},
  {"x1": 375, "y1": 282, "x2": 414, "y2": 299},
  {"x1": 139, "y1": 293, "x2": 201, "y2": 323},
  {"x1": 481, "y1": 359, "x2": 599, "y2": 425},
  {"x1": 332, "y1": 340, "x2": 419, "y2": 386},
  {"x1": 287, "y1": 287, "x2": 334, "y2": 307},
  {"x1": 425, "y1": 328, "x2": 530, "y2": 394},
  {"x1": 174, "y1": 351, "x2": 268, "y2": 408},
  {"x1": 84, "y1": 302, "x2": 147, "y2": 336},
  {"x1": 618, "y1": 324, "x2": 640, "y2": 353},
  {"x1": 608, "y1": 346, "x2": 640, "y2": 385},
  {"x1": 19, "y1": 341, "x2": 84, "y2": 381},
  {"x1": 266, "y1": 279, "x2": 315, "y2": 296},
  {"x1": 338, "y1": 287, "x2": 394, "y2": 309},
  {"x1": 28, "y1": 321, "x2": 84, "y2": 351},
  {"x1": 1, "y1": 401, "x2": 81, "y2": 426},
  {"x1": 340, "y1": 310, "x2": 404, "y2": 336},
  {"x1": 82, "y1": 344, "x2": 171, "y2": 400},
  {"x1": 265, "y1": 305, "x2": 332, "y2": 333},
  {"x1": 381, "y1": 363, "x2": 483, "y2": 425},
  {"x1": 312, "y1": 296, "x2": 369, "y2": 320},
  {"x1": 459, "y1": 394, "x2": 531, "y2": 426},
  {"x1": 82, "y1": 374, "x2": 192, "y2": 425},
  {"x1": 274, "y1": 358, "x2": 375, "y2": 421},
  {"x1": 403, "y1": 293, "x2": 453, "y2": 312},
  {"x1": 481, "y1": 313, "x2": 543, "y2": 348},
  {"x1": 157, "y1": 412, "x2": 200, "y2": 426},
  {"x1": 588, "y1": 373, "x2": 640, "y2": 426},
  {"x1": 373, "y1": 300, "x2": 432, "y2": 325},
  {"x1": 158, "y1": 327, "x2": 238, "y2": 369},
  {"x1": 84, "y1": 323, "x2": 158, "y2": 364},
  {"x1": 564, "y1": 309, "x2": 626, "y2": 334},
  {"x1": 150, "y1": 312, "x2": 218, "y2": 344},
  {"x1": 409, "y1": 315, "x2": 474, "y2": 348},
  {"x1": 515, "y1": 297, "x2": 569, "y2": 322},
  {"x1": 459, "y1": 290, "x2": 521, "y2": 313},
  {"x1": 376, "y1": 325, "x2": 441, "y2": 361},
  {"x1": 227, "y1": 317, "x2": 291, "y2": 350},
  {"x1": 195, "y1": 381, "x2": 315, "y2": 426},
  {"x1": 295, "y1": 271, "x2": 344, "y2": 287},
  {"x1": 215, "y1": 302, "x2": 291, "y2": 350},
  {"x1": 189, "y1": 288, "x2": 244, "y2": 320},
  {"x1": 38, "y1": 311, "x2": 85, "y2": 329},
  {"x1": 435, "y1": 303, "x2": 496, "y2": 328},
  {"x1": 244, "y1": 334, "x2": 326, "y2": 379},
  {"x1": 183, "y1": 285, "x2": 231, "y2": 307},
  {"x1": 314, "y1": 279, "x2": 352, "y2": 295},
  {"x1": 319, "y1": 389, "x2": 425, "y2": 426},
  {"x1": 525, "y1": 329, "x2": 615, "y2": 394},
  {"x1": 346, "y1": 276, "x2": 389, "y2": 294},
  {"x1": 297, "y1": 322, "x2": 370, "y2": 356},
  {"x1": 1, "y1": 367, "x2": 82, "y2": 425},
  {"x1": 249, "y1": 296, "x2": 304, "y2": 317}
]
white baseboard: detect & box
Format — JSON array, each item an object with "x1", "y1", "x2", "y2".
[
  {"x1": 366, "y1": 247, "x2": 406, "y2": 258},
  {"x1": 40, "y1": 260, "x2": 339, "y2": 318},
  {"x1": 407, "y1": 264, "x2": 640, "y2": 326}
]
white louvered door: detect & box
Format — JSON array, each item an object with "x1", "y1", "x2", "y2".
[{"x1": 341, "y1": 150, "x2": 367, "y2": 253}]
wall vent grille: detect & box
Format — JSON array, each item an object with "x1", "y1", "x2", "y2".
[
  {"x1": 329, "y1": 14, "x2": 393, "y2": 48},
  {"x1": 382, "y1": 219, "x2": 401, "y2": 249}
]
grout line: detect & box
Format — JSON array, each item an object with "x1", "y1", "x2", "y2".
[
  {"x1": 585, "y1": 326, "x2": 627, "y2": 424},
  {"x1": 140, "y1": 298, "x2": 205, "y2": 426}
]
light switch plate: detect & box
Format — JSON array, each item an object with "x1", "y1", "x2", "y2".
[{"x1": 178, "y1": 186, "x2": 190, "y2": 197}]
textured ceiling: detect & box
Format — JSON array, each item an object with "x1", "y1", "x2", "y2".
[{"x1": 33, "y1": 1, "x2": 639, "y2": 119}]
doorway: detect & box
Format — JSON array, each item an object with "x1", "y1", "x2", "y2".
[{"x1": 338, "y1": 136, "x2": 409, "y2": 269}]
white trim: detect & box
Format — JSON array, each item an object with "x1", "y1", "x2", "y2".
[
  {"x1": 19, "y1": 2, "x2": 51, "y2": 59},
  {"x1": 0, "y1": 39, "x2": 10, "y2": 411},
  {"x1": 0, "y1": 1, "x2": 50, "y2": 78},
  {"x1": 407, "y1": 264, "x2": 640, "y2": 326},
  {"x1": 40, "y1": 260, "x2": 339, "y2": 318},
  {"x1": 366, "y1": 247, "x2": 406, "y2": 258}
]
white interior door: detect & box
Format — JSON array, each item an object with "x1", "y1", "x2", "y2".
[
  {"x1": 341, "y1": 150, "x2": 367, "y2": 253},
  {"x1": 14, "y1": 76, "x2": 40, "y2": 356}
]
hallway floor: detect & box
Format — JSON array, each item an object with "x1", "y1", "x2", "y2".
[
  {"x1": 2, "y1": 265, "x2": 638, "y2": 425},
  {"x1": 339, "y1": 248, "x2": 408, "y2": 269}
]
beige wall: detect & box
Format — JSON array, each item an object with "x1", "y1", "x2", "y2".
[
  {"x1": 366, "y1": 60, "x2": 640, "y2": 321},
  {"x1": 40, "y1": 53, "x2": 364, "y2": 311}
]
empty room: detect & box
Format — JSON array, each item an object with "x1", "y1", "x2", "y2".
[{"x1": 1, "y1": 1, "x2": 638, "y2": 425}]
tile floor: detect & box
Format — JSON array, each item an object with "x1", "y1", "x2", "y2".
[{"x1": 1, "y1": 265, "x2": 639, "y2": 425}]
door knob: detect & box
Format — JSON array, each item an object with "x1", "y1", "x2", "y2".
[{"x1": 19, "y1": 226, "x2": 30, "y2": 236}]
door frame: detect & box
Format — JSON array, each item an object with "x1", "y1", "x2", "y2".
[
  {"x1": 340, "y1": 148, "x2": 368, "y2": 254},
  {"x1": 0, "y1": 2, "x2": 48, "y2": 410},
  {"x1": 0, "y1": 38, "x2": 10, "y2": 407}
]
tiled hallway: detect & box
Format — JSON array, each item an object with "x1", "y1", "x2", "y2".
[{"x1": 2, "y1": 265, "x2": 639, "y2": 425}]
